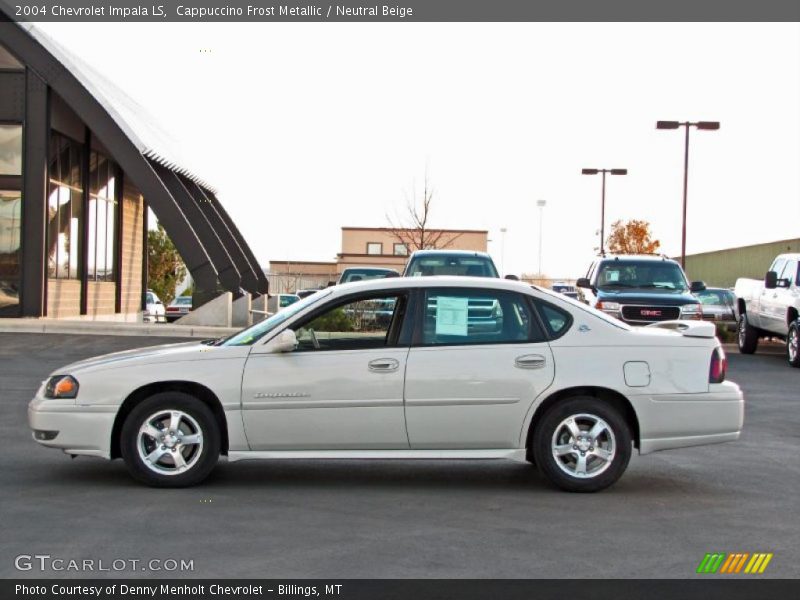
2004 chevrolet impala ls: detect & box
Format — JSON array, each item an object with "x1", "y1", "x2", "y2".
[{"x1": 28, "y1": 277, "x2": 743, "y2": 492}]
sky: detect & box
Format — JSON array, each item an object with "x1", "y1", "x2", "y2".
[{"x1": 35, "y1": 22, "x2": 800, "y2": 278}]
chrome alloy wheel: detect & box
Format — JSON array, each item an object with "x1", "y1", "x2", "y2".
[
  {"x1": 137, "y1": 410, "x2": 204, "y2": 476},
  {"x1": 790, "y1": 326, "x2": 799, "y2": 363},
  {"x1": 551, "y1": 413, "x2": 616, "y2": 479},
  {"x1": 738, "y1": 316, "x2": 746, "y2": 347}
]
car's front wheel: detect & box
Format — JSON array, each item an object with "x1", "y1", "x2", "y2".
[
  {"x1": 737, "y1": 313, "x2": 759, "y2": 354},
  {"x1": 533, "y1": 397, "x2": 632, "y2": 493},
  {"x1": 787, "y1": 320, "x2": 800, "y2": 368},
  {"x1": 120, "y1": 392, "x2": 220, "y2": 487}
]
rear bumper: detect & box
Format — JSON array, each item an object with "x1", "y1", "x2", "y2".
[{"x1": 632, "y1": 381, "x2": 744, "y2": 454}]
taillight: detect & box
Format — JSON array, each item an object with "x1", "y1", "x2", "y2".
[{"x1": 709, "y1": 347, "x2": 727, "y2": 383}]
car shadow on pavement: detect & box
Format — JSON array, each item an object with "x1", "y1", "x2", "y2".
[{"x1": 30, "y1": 457, "x2": 714, "y2": 497}]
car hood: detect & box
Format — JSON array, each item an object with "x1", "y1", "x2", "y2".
[
  {"x1": 52, "y1": 340, "x2": 216, "y2": 375},
  {"x1": 595, "y1": 288, "x2": 698, "y2": 305}
]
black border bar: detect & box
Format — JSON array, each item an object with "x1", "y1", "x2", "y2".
[{"x1": 2, "y1": 0, "x2": 800, "y2": 23}]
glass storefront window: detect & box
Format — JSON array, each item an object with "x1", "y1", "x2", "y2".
[
  {"x1": 0, "y1": 190, "x2": 22, "y2": 316},
  {"x1": 47, "y1": 133, "x2": 84, "y2": 279},
  {"x1": 87, "y1": 151, "x2": 117, "y2": 281},
  {"x1": 0, "y1": 44, "x2": 22, "y2": 70},
  {"x1": 0, "y1": 125, "x2": 23, "y2": 175}
]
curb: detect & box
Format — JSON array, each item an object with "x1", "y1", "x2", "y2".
[{"x1": 0, "y1": 319, "x2": 239, "y2": 339}]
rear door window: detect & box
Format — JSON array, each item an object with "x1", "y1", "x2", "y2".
[
  {"x1": 534, "y1": 300, "x2": 573, "y2": 339},
  {"x1": 419, "y1": 289, "x2": 544, "y2": 346}
]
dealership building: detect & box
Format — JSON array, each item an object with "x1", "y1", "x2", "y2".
[
  {"x1": 268, "y1": 226, "x2": 489, "y2": 291},
  {"x1": 0, "y1": 15, "x2": 266, "y2": 319}
]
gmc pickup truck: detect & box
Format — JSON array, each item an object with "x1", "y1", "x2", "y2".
[{"x1": 734, "y1": 253, "x2": 800, "y2": 368}]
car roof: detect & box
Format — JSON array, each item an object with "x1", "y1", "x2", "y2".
[
  {"x1": 776, "y1": 253, "x2": 800, "y2": 261},
  {"x1": 331, "y1": 275, "x2": 534, "y2": 295},
  {"x1": 341, "y1": 266, "x2": 398, "y2": 272},
  {"x1": 597, "y1": 254, "x2": 678, "y2": 263},
  {"x1": 408, "y1": 249, "x2": 492, "y2": 258}
]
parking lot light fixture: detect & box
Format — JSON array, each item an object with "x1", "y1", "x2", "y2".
[
  {"x1": 656, "y1": 120, "x2": 721, "y2": 268},
  {"x1": 581, "y1": 168, "x2": 628, "y2": 255}
]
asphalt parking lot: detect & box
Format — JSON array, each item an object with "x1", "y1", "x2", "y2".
[{"x1": 1, "y1": 332, "x2": 798, "y2": 579}]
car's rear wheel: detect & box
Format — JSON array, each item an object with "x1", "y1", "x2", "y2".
[
  {"x1": 120, "y1": 392, "x2": 220, "y2": 487},
  {"x1": 787, "y1": 320, "x2": 800, "y2": 368},
  {"x1": 533, "y1": 397, "x2": 632, "y2": 493},
  {"x1": 737, "y1": 313, "x2": 759, "y2": 354}
]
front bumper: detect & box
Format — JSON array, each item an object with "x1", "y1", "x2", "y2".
[
  {"x1": 28, "y1": 395, "x2": 116, "y2": 459},
  {"x1": 632, "y1": 380, "x2": 744, "y2": 454}
]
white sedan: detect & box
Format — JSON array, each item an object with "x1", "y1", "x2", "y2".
[{"x1": 28, "y1": 277, "x2": 743, "y2": 492}]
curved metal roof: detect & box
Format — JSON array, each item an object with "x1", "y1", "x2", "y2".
[
  {"x1": 0, "y1": 12, "x2": 268, "y2": 297},
  {"x1": 18, "y1": 22, "x2": 217, "y2": 193}
]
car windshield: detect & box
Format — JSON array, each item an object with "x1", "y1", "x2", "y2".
[
  {"x1": 405, "y1": 255, "x2": 499, "y2": 277},
  {"x1": 222, "y1": 289, "x2": 333, "y2": 346},
  {"x1": 595, "y1": 261, "x2": 688, "y2": 291},
  {"x1": 340, "y1": 269, "x2": 394, "y2": 283},
  {"x1": 175, "y1": 297, "x2": 192, "y2": 305}
]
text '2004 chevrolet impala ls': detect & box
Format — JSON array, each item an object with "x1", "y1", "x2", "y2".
[{"x1": 29, "y1": 277, "x2": 743, "y2": 492}]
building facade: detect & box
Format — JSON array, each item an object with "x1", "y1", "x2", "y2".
[
  {"x1": 683, "y1": 238, "x2": 800, "y2": 288},
  {"x1": 0, "y1": 16, "x2": 266, "y2": 319},
  {"x1": 268, "y1": 226, "x2": 489, "y2": 292}
]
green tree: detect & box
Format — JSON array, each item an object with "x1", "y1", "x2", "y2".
[{"x1": 147, "y1": 223, "x2": 186, "y2": 305}]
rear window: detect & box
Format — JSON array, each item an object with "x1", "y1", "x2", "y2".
[
  {"x1": 340, "y1": 269, "x2": 394, "y2": 283},
  {"x1": 280, "y1": 295, "x2": 299, "y2": 308},
  {"x1": 406, "y1": 255, "x2": 499, "y2": 277},
  {"x1": 697, "y1": 290, "x2": 734, "y2": 306},
  {"x1": 175, "y1": 297, "x2": 192, "y2": 306}
]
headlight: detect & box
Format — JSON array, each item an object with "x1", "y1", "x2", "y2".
[
  {"x1": 44, "y1": 375, "x2": 79, "y2": 399},
  {"x1": 681, "y1": 304, "x2": 703, "y2": 320},
  {"x1": 596, "y1": 301, "x2": 620, "y2": 311}
]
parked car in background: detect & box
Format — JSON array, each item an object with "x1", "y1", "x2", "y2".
[
  {"x1": 734, "y1": 253, "x2": 800, "y2": 367},
  {"x1": 551, "y1": 281, "x2": 579, "y2": 300},
  {"x1": 337, "y1": 267, "x2": 399, "y2": 284},
  {"x1": 695, "y1": 287, "x2": 736, "y2": 329},
  {"x1": 576, "y1": 255, "x2": 705, "y2": 325},
  {"x1": 143, "y1": 290, "x2": 166, "y2": 323},
  {"x1": 165, "y1": 296, "x2": 193, "y2": 322},
  {"x1": 267, "y1": 293, "x2": 300, "y2": 315},
  {"x1": 402, "y1": 250, "x2": 499, "y2": 278},
  {"x1": 29, "y1": 276, "x2": 743, "y2": 492}
]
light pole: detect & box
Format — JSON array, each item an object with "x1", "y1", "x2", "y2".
[
  {"x1": 499, "y1": 227, "x2": 507, "y2": 275},
  {"x1": 656, "y1": 120, "x2": 720, "y2": 268},
  {"x1": 581, "y1": 168, "x2": 627, "y2": 255},
  {"x1": 536, "y1": 200, "x2": 546, "y2": 276}
]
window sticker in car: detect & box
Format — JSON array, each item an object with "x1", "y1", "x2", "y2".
[{"x1": 435, "y1": 296, "x2": 469, "y2": 336}]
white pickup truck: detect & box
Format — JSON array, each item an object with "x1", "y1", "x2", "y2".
[{"x1": 734, "y1": 253, "x2": 800, "y2": 367}]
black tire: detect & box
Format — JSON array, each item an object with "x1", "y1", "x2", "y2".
[
  {"x1": 533, "y1": 396, "x2": 632, "y2": 493},
  {"x1": 737, "y1": 312, "x2": 759, "y2": 354},
  {"x1": 120, "y1": 392, "x2": 220, "y2": 487},
  {"x1": 788, "y1": 320, "x2": 800, "y2": 368}
]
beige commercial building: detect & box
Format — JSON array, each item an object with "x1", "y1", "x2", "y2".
[{"x1": 268, "y1": 226, "x2": 489, "y2": 292}]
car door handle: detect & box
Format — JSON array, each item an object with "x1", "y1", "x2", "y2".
[
  {"x1": 515, "y1": 354, "x2": 547, "y2": 369},
  {"x1": 368, "y1": 358, "x2": 399, "y2": 372}
]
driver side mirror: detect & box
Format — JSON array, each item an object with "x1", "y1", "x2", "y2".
[
  {"x1": 690, "y1": 281, "x2": 706, "y2": 293},
  {"x1": 576, "y1": 278, "x2": 591, "y2": 288},
  {"x1": 270, "y1": 329, "x2": 298, "y2": 353},
  {"x1": 765, "y1": 271, "x2": 778, "y2": 289}
]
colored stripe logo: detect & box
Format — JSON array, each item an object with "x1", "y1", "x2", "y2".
[{"x1": 697, "y1": 552, "x2": 773, "y2": 574}]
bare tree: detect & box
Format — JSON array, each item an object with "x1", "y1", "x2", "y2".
[{"x1": 387, "y1": 173, "x2": 462, "y2": 252}]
